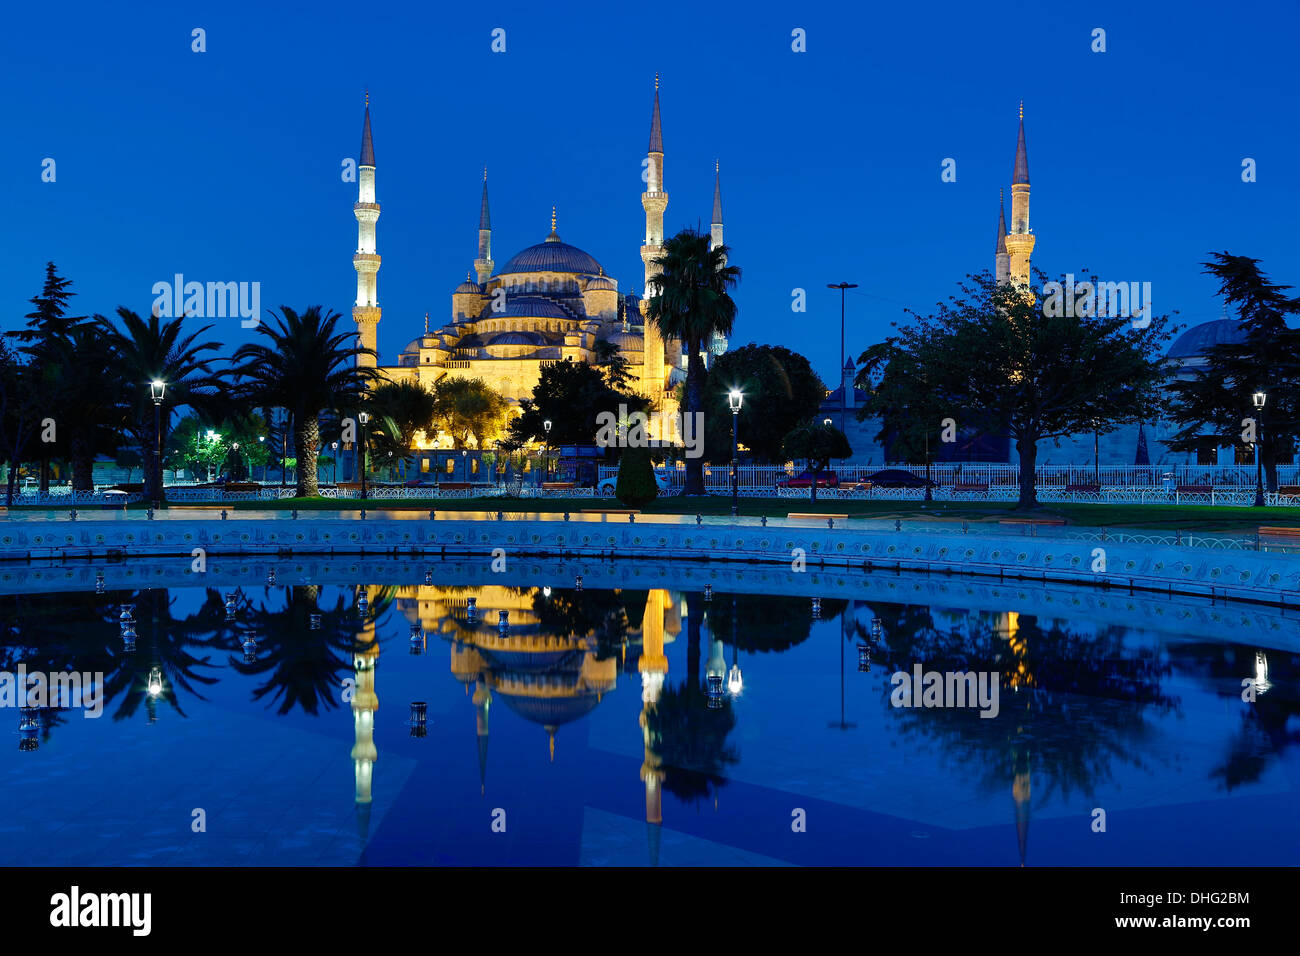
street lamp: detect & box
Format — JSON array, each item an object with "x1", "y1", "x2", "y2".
[
  {"x1": 728, "y1": 389, "x2": 743, "y2": 517},
  {"x1": 1253, "y1": 390, "x2": 1267, "y2": 508},
  {"x1": 827, "y1": 282, "x2": 858, "y2": 434},
  {"x1": 331, "y1": 441, "x2": 339, "y2": 485},
  {"x1": 462, "y1": 448, "x2": 468, "y2": 482},
  {"x1": 543, "y1": 418, "x2": 553, "y2": 483},
  {"x1": 205, "y1": 430, "x2": 219, "y2": 482},
  {"x1": 231, "y1": 442, "x2": 240, "y2": 481},
  {"x1": 823, "y1": 417, "x2": 832, "y2": 427},
  {"x1": 258, "y1": 435, "x2": 266, "y2": 481},
  {"x1": 149, "y1": 380, "x2": 165, "y2": 507},
  {"x1": 358, "y1": 411, "x2": 370, "y2": 501}
]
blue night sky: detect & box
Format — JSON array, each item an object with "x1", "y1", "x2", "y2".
[{"x1": 3, "y1": 0, "x2": 1297, "y2": 387}]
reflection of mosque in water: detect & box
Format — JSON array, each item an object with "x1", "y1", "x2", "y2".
[{"x1": 345, "y1": 584, "x2": 683, "y2": 847}]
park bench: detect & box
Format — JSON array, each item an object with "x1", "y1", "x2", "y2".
[
  {"x1": 953, "y1": 482, "x2": 990, "y2": 494},
  {"x1": 998, "y1": 517, "x2": 1067, "y2": 525},
  {"x1": 435, "y1": 482, "x2": 476, "y2": 491},
  {"x1": 541, "y1": 482, "x2": 575, "y2": 491},
  {"x1": 1276, "y1": 485, "x2": 1300, "y2": 497},
  {"x1": 1065, "y1": 483, "x2": 1101, "y2": 494},
  {"x1": 1175, "y1": 484, "x2": 1214, "y2": 494},
  {"x1": 841, "y1": 481, "x2": 872, "y2": 492},
  {"x1": 788, "y1": 512, "x2": 849, "y2": 520},
  {"x1": 221, "y1": 482, "x2": 261, "y2": 493}
]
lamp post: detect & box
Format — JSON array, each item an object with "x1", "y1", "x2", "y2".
[
  {"x1": 206, "y1": 430, "x2": 218, "y2": 483},
  {"x1": 149, "y1": 380, "x2": 165, "y2": 507},
  {"x1": 231, "y1": 442, "x2": 240, "y2": 481},
  {"x1": 258, "y1": 435, "x2": 265, "y2": 482},
  {"x1": 543, "y1": 418, "x2": 553, "y2": 483},
  {"x1": 461, "y1": 448, "x2": 468, "y2": 482},
  {"x1": 358, "y1": 411, "x2": 370, "y2": 501},
  {"x1": 331, "y1": 441, "x2": 339, "y2": 486},
  {"x1": 1253, "y1": 390, "x2": 1267, "y2": 508},
  {"x1": 728, "y1": 389, "x2": 743, "y2": 517},
  {"x1": 827, "y1": 282, "x2": 858, "y2": 434}
]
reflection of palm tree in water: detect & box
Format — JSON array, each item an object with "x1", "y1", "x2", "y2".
[{"x1": 867, "y1": 602, "x2": 1178, "y2": 864}]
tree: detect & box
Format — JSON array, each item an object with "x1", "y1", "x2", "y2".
[
  {"x1": 1167, "y1": 254, "x2": 1300, "y2": 491},
  {"x1": 868, "y1": 271, "x2": 1171, "y2": 509},
  {"x1": 232, "y1": 306, "x2": 374, "y2": 497},
  {"x1": 508, "y1": 358, "x2": 648, "y2": 448},
  {"x1": 430, "y1": 377, "x2": 509, "y2": 449},
  {"x1": 368, "y1": 380, "x2": 437, "y2": 480},
  {"x1": 645, "y1": 228, "x2": 741, "y2": 495},
  {"x1": 702, "y1": 344, "x2": 825, "y2": 462},
  {"x1": 114, "y1": 448, "x2": 143, "y2": 485},
  {"x1": 9, "y1": 263, "x2": 88, "y2": 492},
  {"x1": 98, "y1": 307, "x2": 224, "y2": 502},
  {"x1": 0, "y1": 337, "x2": 41, "y2": 505},
  {"x1": 615, "y1": 445, "x2": 659, "y2": 506},
  {"x1": 856, "y1": 340, "x2": 953, "y2": 477},
  {"x1": 781, "y1": 419, "x2": 852, "y2": 502},
  {"x1": 593, "y1": 337, "x2": 635, "y2": 392}
]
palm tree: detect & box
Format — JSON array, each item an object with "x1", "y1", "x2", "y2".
[
  {"x1": 99, "y1": 308, "x2": 224, "y2": 503},
  {"x1": 645, "y1": 228, "x2": 740, "y2": 495},
  {"x1": 368, "y1": 380, "x2": 437, "y2": 480},
  {"x1": 232, "y1": 306, "x2": 375, "y2": 497}
]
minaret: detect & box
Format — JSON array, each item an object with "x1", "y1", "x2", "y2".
[
  {"x1": 995, "y1": 188, "x2": 1010, "y2": 286},
  {"x1": 474, "y1": 167, "x2": 494, "y2": 284},
  {"x1": 710, "y1": 161, "x2": 724, "y2": 252},
  {"x1": 350, "y1": 615, "x2": 379, "y2": 840},
  {"x1": 472, "y1": 678, "x2": 491, "y2": 795},
  {"x1": 640, "y1": 75, "x2": 668, "y2": 403},
  {"x1": 353, "y1": 93, "x2": 381, "y2": 368},
  {"x1": 1002, "y1": 103, "x2": 1035, "y2": 293}
]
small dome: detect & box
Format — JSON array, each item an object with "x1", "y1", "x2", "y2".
[
  {"x1": 455, "y1": 279, "x2": 484, "y2": 295},
  {"x1": 584, "y1": 275, "x2": 616, "y2": 292},
  {"x1": 1167, "y1": 320, "x2": 1245, "y2": 359},
  {"x1": 487, "y1": 330, "x2": 547, "y2": 347},
  {"x1": 608, "y1": 330, "x2": 643, "y2": 352}
]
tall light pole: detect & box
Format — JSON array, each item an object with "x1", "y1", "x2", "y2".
[
  {"x1": 729, "y1": 389, "x2": 743, "y2": 517},
  {"x1": 231, "y1": 442, "x2": 240, "y2": 481},
  {"x1": 206, "y1": 430, "x2": 219, "y2": 483},
  {"x1": 258, "y1": 435, "x2": 265, "y2": 482},
  {"x1": 331, "y1": 441, "x2": 339, "y2": 485},
  {"x1": 358, "y1": 411, "x2": 370, "y2": 501},
  {"x1": 827, "y1": 283, "x2": 858, "y2": 434},
  {"x1": 543, "y1": 419, "x2": 553, "y2": 483},
  {"x1": 149, "y1": 380, "x2": 165, "y2": 507},
  {"x1": 1253, "y1": 390, "x2": 1267, "y2": 508}
]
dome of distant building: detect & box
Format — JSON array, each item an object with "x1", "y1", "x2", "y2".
[
  {"x1": 608, "y1": 330, "x2": 644, "y2": 352},
  {"x1": 585, "y1": 275, "x2": 616, "y2": 291},
  {"x1": 498, "y1": 238, "x2": 604, "y2": 277},
  {"x1": 487, "y1": 330, "x2": 549, "y2": 347},
  {"x1": 1167, "y1": 320, "x2": 1245, "y2": 359},
  {"x1": 454, "y1": 278, "x2": 483, "y2": 294}
]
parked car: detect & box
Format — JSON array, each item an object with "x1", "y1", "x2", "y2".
[
  {"x1": 863, "y1": 469, "x2": 937, "y2": 489},
  {"x1": 776, "y1": 470, "x2": 840, "y2": 489},
  {"x1": 597, "y1": 472, "x2": 671, "y2": 496}
]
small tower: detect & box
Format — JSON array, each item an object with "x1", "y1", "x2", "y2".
[
  {"x1": 1002, "y1": 103, "x2": 1035, "y2": 294},
  {"x1": 474, "y1": 167, "x2": 494, "y2": 284},
  {"x1": 352, "y1": 93, "x2": 381, "y2": 368},
  {"x1": 350, "y1": 616, "x2": 379, "y2": 839},
  {"x1": 995, "y1": 188, "x2": 1010, "y2": 287},
  {"x1": 710, "y1": 160, "x2": 724, "y2": 252},
  {"x1": 640, "y1": 75, "x2": 668, "y2": 403}
]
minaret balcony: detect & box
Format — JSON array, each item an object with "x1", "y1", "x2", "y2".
[
  {"x1": 354, "y1": 203, "x2": 381, "y2": 223},
  {"x1": 354, "y1": 253, "x2": 382, "y2": 274}
]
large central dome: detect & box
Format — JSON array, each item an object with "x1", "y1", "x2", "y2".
[{"x1": 497, "y1": 231, "x2": 604, "y2": 277}]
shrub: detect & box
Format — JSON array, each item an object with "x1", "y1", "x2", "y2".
[{"x1": 615, "y1": 447, "x2": 659, "y2": 507}]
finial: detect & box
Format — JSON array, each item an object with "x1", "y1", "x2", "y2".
[
  {"x1": 1019, "y1": 100, "x2": 1023, "y2": 120},
  {"x1": 715, "y1": 159, "x2": 719, "y2": 173},
  {"x1": 1000, "y1": 186, "x2": 1004, "y2": 201},
  {"x1": 551, "y1": 205, "x2": 557, "y2": 232},
  {"x1": 424, "y1": 312, "x2": 429, "y2": 335},
  {"x1": 655, "y1": 72, "x2": 659, "y2": 91},
  {"x1": 483, "y1": 165, "x2": 487, "y2": 182},
  {"x1": 365, "y1": 89, "x2": 369, "y2": 108}
]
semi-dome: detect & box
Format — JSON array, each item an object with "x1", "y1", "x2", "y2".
[
  {"x1": 584, "y1": 275, "x2": 616, "y2": 291},
  {"x1": 498, "y1": 237, "x2": 604, "y2": 276},
  {"x1": 454, "y1": 279, "x2": 484, "y2": 295},
  {"x1": 487, "y1": 330, "x2": 548, "y2": 347},
  {"x1": 1167, "y1": 320, "x2": 1245, "y2": 359},
  {"x1": 499, "y1": 295, "x2": 571, "y2": 319}
]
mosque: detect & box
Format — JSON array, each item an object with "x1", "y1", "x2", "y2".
[{"x1": 348, "y1": 80, "x2": 727, "y2": 449}]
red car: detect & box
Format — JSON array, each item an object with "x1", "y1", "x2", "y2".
[{"x1": 776, "y1": 470, "x2": 840, "y2": 489}]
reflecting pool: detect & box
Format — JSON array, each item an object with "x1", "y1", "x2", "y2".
[{"x1": 1, "y1": 559, "x2": 1296, "y2": 866}]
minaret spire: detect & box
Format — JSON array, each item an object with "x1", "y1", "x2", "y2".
[
  {"x1": 710, "y1": 160, "x2": 724, "y2": 251},
  {"x1": 1003, "y1": 103, "x2": 1035, "y2": 294},
  {"x1": 352, "y1": 94, "x2": 381, "y2": 368},
  {"x1": 474, "y1": 167, "x2": 493, "y2": 283},
  {"x1": 640, "y1": 75, "x2": 669, "y2": 409}
]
